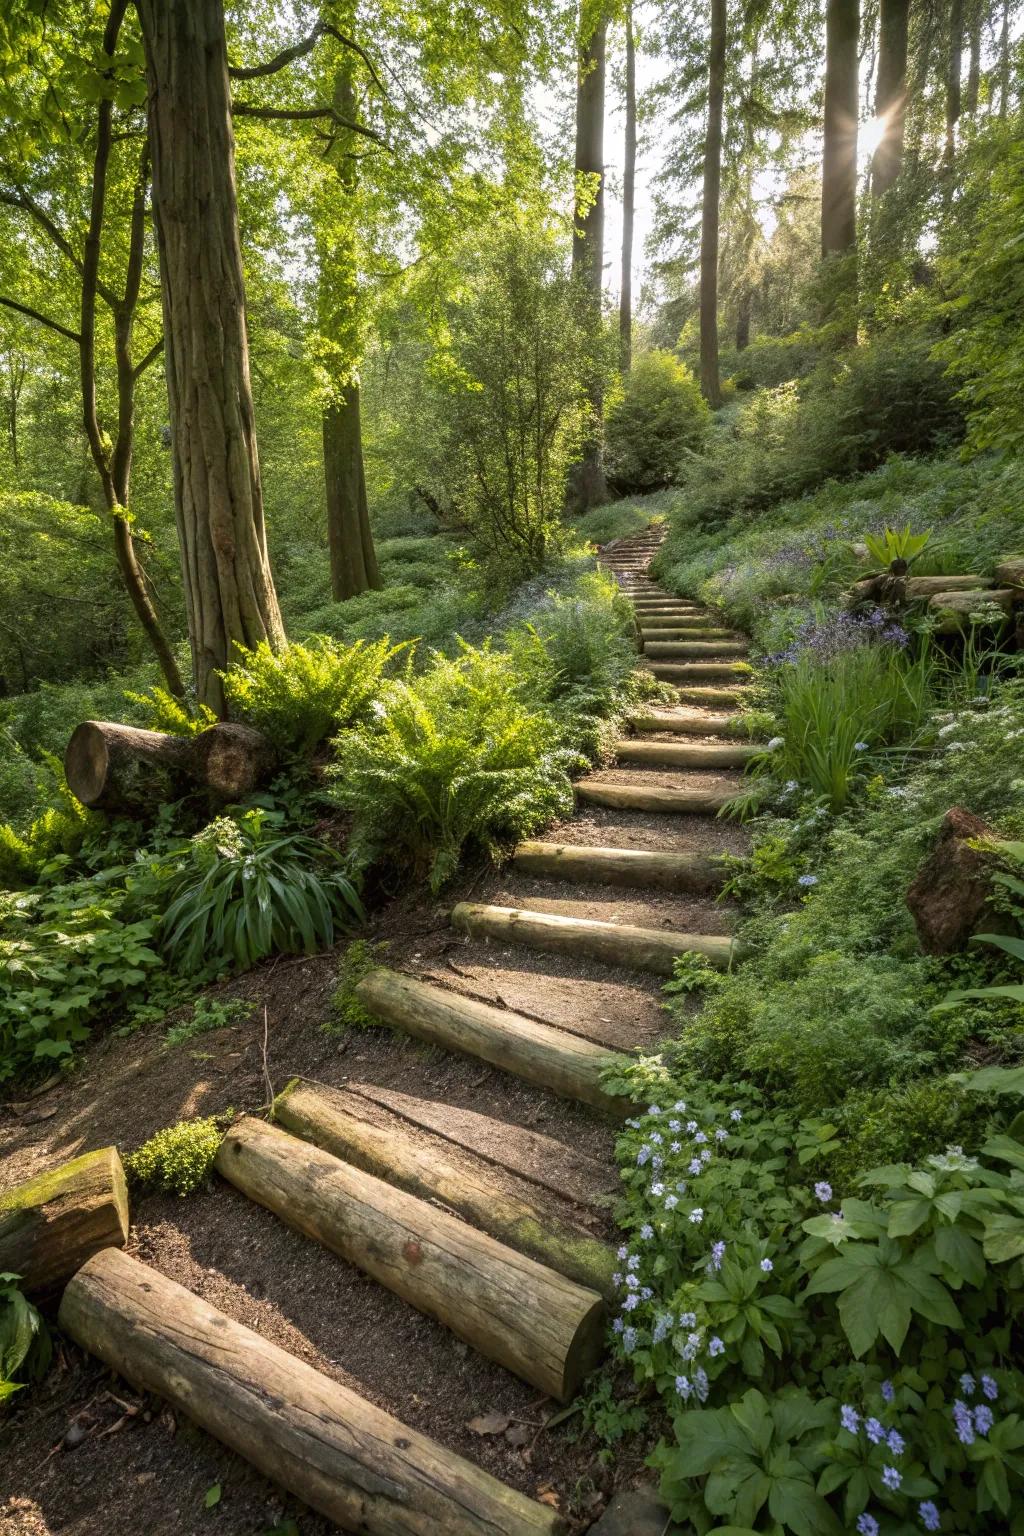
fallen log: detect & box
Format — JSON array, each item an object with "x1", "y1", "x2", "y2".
[
  {"x1": 65, "y1": 720, "x2": 276, "y2": 814},
  {"x1": 59, "y1": 1248, "x2": 562, "y2": 1536},
  {"x1": 355, "y1": 967, "x2": 624, "y2": 1114},
  {"x1": 513, "y1": 839, "x2": 725, "y2": 892},
  {"x1": 0, "y1": 1146, "x2": 129, "y2": 1300},
  {"x1": 273, "y1": 1079, "x2": 617, "y2": 1299},
  {"x1": 575, "y1": 779, "x2": 735, "y2": 814},
  {"x1": 451, "y1": 901, "x2": 735, "y2": 975},
  {"x1": 216, "y1": 1116, "x2": 605, "y2": 1400},
  {"x1": 928, "y1": 588, "x2": 1015, "y2": 632},
  {"x1": 612, "y1": 739, "x2": 757, "y2": 768}
]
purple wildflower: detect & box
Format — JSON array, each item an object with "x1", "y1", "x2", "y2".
[{"x1": 919, "y1": 1501, "x2": 941, "y2": 1532}]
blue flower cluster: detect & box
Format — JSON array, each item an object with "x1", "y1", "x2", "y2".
[
  {"x1": 952, "y1": 1370, "x2": 999, "y2": 1445},
  {"x1": 769, "y1": 605, "x2": 909, "y2": 667}
]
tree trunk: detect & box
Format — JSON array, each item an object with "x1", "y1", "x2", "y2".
[
  {"x1": 0, "y1": 1147, "x2": 129, "y2": 1301},
  {"x1": 945, "y1": 0, "x2": 965, "y2": 164},
  {"x1": 322, "y1": 61, "x2": 381, "y2": 602},
  {"x1": 870, "y1": 0, "x2": 911, "y2": 198},
  {"x1": 964, "y1": 0, "x2": 982, "y2": 115},
  {"x1": 216, "y1": 1116, "x2": 605, "y2": 1402},
  {"x1": 700, "y1": 0, "x2": 726, "y2": 407},
  {"x1": 60, "y1": 1249, "x2": 563, "y2": 1536},
  {"x1": 570, "y1": 8, "x2": 608, "y2": 510},
  {"x1": 65, "y1": 719, "x2": 276, "y2": 814},
  {"x1": 619, "y1": 0, "x2": 636, "y2": 373},
  {"x1": 821, "y1": 0, "x2": 860, "y2": 256},
  {"x1": 999, "y1": 0, "x2": 1011, "y2": 116},
  {"x1": 735, "y1": 289, "x2": 752, "y2": 350},
  {"x1": 137, "y1": 0, "x2": 285, "y2": 716}
]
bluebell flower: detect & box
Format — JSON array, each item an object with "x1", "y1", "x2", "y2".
[
  {"x1": 647, "y1": 1105, "x2": 661, "y2": 1116},
  {"x1": 865, "y1": 1417, "x2": 885, "y2": 1444},
  {"x1": 693, "y1": 1130, "x2": 708, "y2": 1145},
  {"x1": 760, "y1": 1258, "x2": 773, "y2": 1273},
  {"x1": 882, "y1": 1466, "x2": 901, "y2": 1492},
  {"x1": 694, "y1": 1367, "x2": 709, "y2": 1402},
  {"x1": 652, "y1": 1314, "x2": 672, "y2": 1344},
  {"x1": 640, "y1": 1286, "x2": 652, "y2": 1301},
  {"x1": 981, "y1": 1374, "x2": 998, "y2": 1402},
  {"x1": 664, "y1": 1194, "x2": 678, "y2": 1210},
  {"x1": 974, "y1": 1404, "x2": 994, "y2": 1436},
  {"x1": 686, "y1": 1120, "x2": 698, "y2": 1134},
  {"x1": 959, "y1": 1372, "x2": 975, "y2": 1396},
  {"x1": 881, "y1": 1380, "x2": 895, "y2": 1404},
  {"x1": 700, "y1": 1148, "x2": 712, "y2": 1163},
  {"x1": 730, "y1": 1108, "x2": 742, "y2": 1122},
  {"x1": 679, "y1": 1312, "x2": 697, "y2": 1328},
  {"x1": 611, "y1": 1317, "x2": 623, "y2": 1334},
  {"x1": 715, "y1": 1128, "x2": 728, "y2": 1142},
  {"x1": 688, "y1": 1158, "x2": 703, "y2": 1175},
  {"x1": 670, "y1": 1141, "x2": 682, "y2": 1153},
  {"x1": 840, "y1": 1404, "x2": 859, "y2": 1433},
  {"x1": 814, "y1": 1180, "x2": 833, "y2": 1203},
  {"x1": 709, "y1": 1337, "x2": 725, "y2": 1357},
  {"x1": 952, "y1": 1400, "x2": 975, "y2": 1446},
  {"x1": 625, "y1": 1273, "x2": 639, "y2": 1289},
  {"x1": 856, "y1": 1516, "x2": 879, "y2": 1536},
  {"x1": 854, "y1": 741, "x2": 869, "y2": 751},
  {"x1": 651, "y1": 1155, "x2": 663, "y2": 1170},
  {"x1": 639, "y1": 1223, "x2": 653, "y2": 1240},
  {"x1": 798, "y1": 874, "x2": 818, "y2": 887},
  {"x1": 675, "y1": 1375, "x2": 692, "y2": 1399},
  {"x1": 636, "y1": 1147, "x2": 651, "y2": 1167},
  {"x1": 689, "y1": 1207, "x2": 704, "y2": 1224},
  {"x1": 650, "y1": 1181, "x2": 665, "y2": 1196},
  {"x1": 649, "y1": 1131, "x2": 663, "y2": 1146},
  {"x1": 710, "y1": 1241, "x2": 726, "y2": 1269},
  {"x1": 627, "y1": 1254, "x2": 640, "y2": 1271},
  {"x1": 616, "y1": 1244, "x2": 628, "y2": 1260},
  {"x1": 887, "y1": 1429, "x2": 905, "y2": 1456},
  {"x1": 673, "y1": 1100, "x2": 687, "y2": 1112},
  {"x1": 622, "y1": 1292, "x2": 639, "y2": 1311},
  {"x1": 612, "y1": 1273, "x2": 622, "y2": 1287},
  {"x1": 668, "y1": 1119, "x2": 681, "y2": 1132},
  {"x1": 918, "y1": 1500, "x2": 941, "y2": 1532}
]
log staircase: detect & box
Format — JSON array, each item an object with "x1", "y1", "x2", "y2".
[{"x1": 36, "y1": 524, "x2": 754, "y2": 1535}]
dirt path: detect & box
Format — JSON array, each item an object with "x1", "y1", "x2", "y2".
[{"x1": 1, "y1": 528, "x2": 753, "y2": 1536}]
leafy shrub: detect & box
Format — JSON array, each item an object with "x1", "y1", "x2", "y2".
[
  {"x1": 0, "y1": 1274, "x2": 51, "y2": 1402},
  {"x1": 122, "y1": 685, "x2": 216, "y2": 737},
  {"x1": 727, "y1": 332, "x2": 821, "y2": 390},
  {"x1": 156, "y1": 809, "x2": 363, "y2": 975},
  {"x1": 0, "y1": 759, "x2": 92, "y2": 888},
  {"x1": 602, "y1": 1062, "x2": 1024, "y2": 1536},
  {"x1": 330, "y1": 641, "x2": 578, "y2": 889},
  {"x1": 164, "y1": 996, "x2": 254, "y2": 1049},
  {"x1": 125, "y1": 1116, "x2": 224, "y2": 1197},
  {"x1": 221, "y1": 635, "x2": 404, "y2": 753},
  {"x1": 0, "y1": 877, "x2": 163, "y2": 1084},
  {"x1": 605, "y1": 350, "x2": 710, "y2": 492},
  {"x1": 573, "y1": 503, "x2": 656, "y2": 546},
  {"x1": 508, "y1": 573, "x2": 638, "y2": 729}
]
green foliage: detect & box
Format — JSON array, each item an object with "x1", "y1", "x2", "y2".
[
  {"x1": 156, "y1": 809, "x2": 364, "y2": 975},
  {"x1": 221, "y1": 635, "x2": 405, "y2": 754},
  {"x1": 573, "y1": 504, "x2": 657, "y2": 546},
  {"x1": 605, "y1": 351, "x2": 710, "y2": 492},
  {"x1": 0, "y1": 1273, "x2": 51, "y2": 1403},
  {"x1": 939, "y1": 843, "x2": 1024, "y2": 1011},
  {"x1": 0, "y1": 758, "x2": 91, "y2": 886},
  {"x1": 125, "y1": 1116, "x2": 224, "y2": 1198},
  {"x1": 863, "y1": 525, "x2": 931, "y2": 573},
  {"x1": 164, "y1": 995, "x2": 254, "y2": 1049},
  {"x1": 123, "y1": 686, "x2": 215, "y2": 737},
  {"x1": 330, "y1": 939, "x2": 389, "y2": 1031},
  {"x1": 331, "y1": 641, "x2": 578, "y2": 890}
]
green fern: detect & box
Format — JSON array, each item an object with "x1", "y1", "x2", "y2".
[{"x1": 124, "y1": 685, "x2": 216, "y2": 736}]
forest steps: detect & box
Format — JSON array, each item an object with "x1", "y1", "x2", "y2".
[{"x1": 52, "y1": 524, "x2": 754, "y2": 1534}]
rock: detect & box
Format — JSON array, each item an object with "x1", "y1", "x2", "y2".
[
  {"x1": 586, "y1": 1487, "x2": 676, "y2": 1535},
  {"x1": 906, "y1": 807, "x2": 998, "y2": 954},
  {"x1": 995, "y1": 557, "x2": 1024, "y2": 589}
]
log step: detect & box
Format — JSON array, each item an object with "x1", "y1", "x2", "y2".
[
  {"x1": 451, "y1": 901, "x2": 735, "y2": 976},
  {"x1": 60, "y1": 1249, "x2": 561, "y2": 1536},
  {"x1": 576, "y1": 779, "x2": 734, "y2": 814},
  {"x1": 669, "y1": 685, "x2": 748, "y2": 707},
  {"x1": 513, "y1": 839, "x2": 725, "y2": 893},
  {"x1": 648, "y1": 661, "x2": 751, "y2": 681},
  {"x1": 355, "y1": 966, "x2": 624, "y2": 1115},
  {"x1": 639, "y1": 628, "x2": 735, "y2": 641},
  {"x1": 634, "y1": 613, "x2": 719, "y2": 629},
  {"x1": 630, "y1": 708, "x2": 741, "y2": 734},
  {"x1": 273, "y1": 1078, "x2": 616, "y2": 1299},
  {"x1": 643, "y1": 640, "x2": 749, "y2": 657},
  {"x1": 217, "y1": 1117, "x2": 604, "y2": 1402},
  {"x1": 613, "y1": 739, "x2": 758, "y2": 768}
]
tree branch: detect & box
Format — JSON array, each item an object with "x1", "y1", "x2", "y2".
[
  {"x1": 132, "y1": 335, "x2": 164, "y2": 380},
  {"x1": 227, "y1": 18, "x2": 388, "y2": 98},
  {"x1": 231, "y1": 100, "x2": 390, "y2": 147},
  {"x1": 0, "y1": 294, "x2": 82, "y2": 344}
]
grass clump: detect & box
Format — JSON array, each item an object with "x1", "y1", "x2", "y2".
[
  {"x1": 329, "y1": 939, "x2": 389, "y2": 1030},
  {"x1": 125, "y1": 1116, "x2": 225, "y2": 1197}
]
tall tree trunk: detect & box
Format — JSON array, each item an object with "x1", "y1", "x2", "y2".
[
  {"x1": 998, "y1": 0, "x2": 1011, "y2": 116},
  {"x1": 699, "y1": 0, "x2": 726, "y2": 408},
  {"x1": 735, "y1": 291, "x2": 752, "y2": 351},
  {"x1": 619, "y1": 0, "x2": 636, "y2": 374},
  {"x1": 821, "y1": 0, "x2": 860, "y2": 258},
  {"x1": 945, "y1": 0, "x2": 965, "y2": 164},
  {"x1": 870, "y1": 0, "x2": 911, "y2": 198},
  {"x1": 964, "y1": 0, "x2": 982, "y2": 114},
  {"x1": 571, "y1": 5, "x2": 607, "y2": 510},
  {"x1": 137, "y1": 0, "x2": 285, "y2": 715},
  {"x1": 321, "y1": 61, "x2": 380, "y2": 601}
]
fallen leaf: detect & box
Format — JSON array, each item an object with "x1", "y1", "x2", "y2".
[
  {"x1": 505, "y1": 1424, "x2": 531, "y2": 1447},
  {"x1": 466, "y1": 1412, "x2": 512, "y2": 1436},
  {"x1": 204, "y1": 1483, "x2": 222, "y2": 1509}
]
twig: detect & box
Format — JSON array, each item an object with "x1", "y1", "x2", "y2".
[{"x1": 260, "y1": 1005, "x2": 274, "y2": 1110}]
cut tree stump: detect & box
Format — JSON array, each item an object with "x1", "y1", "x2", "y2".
[
  {"x1": 576, "y1": 779, "x2": 735, "y2": 814},
  {"x1": 65, "y1": 720, "x2": 276, "y2": 814},
  {"x1": 59, "y1": 1249, "x2": 562, "y2": 1536},
  {"x1": 0, "y1": 1146, "x2": 129, "y2": 1299},
  {"x1": 513, "y1": 840, "x2": 725, "y2": 892},
  {"x1": 273, "y1": 1079, "x2": 616, "y2": 1299},
  {"x1": 355, "y1": 967, "x2": 624, "y2": 1114},
  {"x1": 451, "y1": 902, "x2": 735, "y2": 975},
  {"x1": 216, "y1": 1116, "x2": 605, "y2": 1400}
]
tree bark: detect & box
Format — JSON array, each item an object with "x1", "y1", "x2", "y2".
[
  {"x1": 870, "y1": 0, "x2": 911, "y2": 198},
  {"x1": 700, "y1": 0, "x2": 726, "y2": 407},
  {"x1": 998, "y1": 0, "x2": 1011, "y2": 116},
  {"x1": 619, "y1": 0, "x2": 636, "y2": 373},
  {"x1": 137, "y1": 0, "x2": 286, "y2": 715},
  {"x1": 945, "y1": 0, "x2": 965, "y2": 164},
  {"x1": 451, "y1": 902, "x2": 735, "y2": 973},
  {"x1": 216, "y1": 1116, "x2": 605, "y2": 1402},
  {"x1": 0, "y1": 1147, "x2": 129, "y2": 1301},
  {"x1": 65, "y1": 719, "x2": 276, "y2": 814},
  {"x1": 570, "y1": 7, "x2": 608, "y2": 509},
  {"x1": 60, "y1": 1249, "x2": 563, "y2": 1536},
  {"x1": 964, "y1": 1, "x2": 982, "y2": 114},
  {"x1": 735, "y1": 289, "x2": 752, "y2": 350},
  {"x1": 821, "y1": 0, "x2": 860, "y2": 256}
]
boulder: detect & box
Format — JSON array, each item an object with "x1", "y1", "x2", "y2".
[{"x1": 906, "y1": 807, "x2": 998, "y2": 955}]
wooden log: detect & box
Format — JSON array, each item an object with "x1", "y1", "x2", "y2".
[
  {"x1": 0, "y1": 1146, "x2": 129, "y2": 1300},
  {"x1": 273, "y1": 1079, "x2": 617, "y2": 1299},
  {"x1": 613, "y1": 739, "x2": 757, "y2": 768},
  {"x1": 216, "y1": 1117, "x2": 604, "y2": 1401},
  {"x1": 634, "y1": 614, "x2": 718, "y2": 629},
  {"x1": 929, "y1": 589, "x2": 1015, "y2": 631},
  {"x1": 904, "y1": 574, "x2": 993, "y2": 597},
  {"x1": 995, "y1": 558, "x2": 1024, "y2": 588},
  {"x1": 629, "y1": 709, "x2": 740, "y2": 735},
  {"x1": 647, "y1": 661, "x2": 750, "y2": 681},
  {"x1": 355, "y1": 967, "x2": 624, "y2": 1115},
  {"x1": 65, "y1": 720, "x2": 276, "y2": 814},
  {"x1": 451, "y1": 902, "x2": 735, "y2": 975},
  {"x1": 671, "y1": 685, "x2": 747, "y2": 707},
  {"x1": 513, "y1": 839, "x2": 725, "y2": 893},
  {"x1": 643, "y1": 641, "x2": 748, "y2": 657},
  {"x1": 59, "y1": 1249, "x2": 562, "y2": 1536},
  {"x1": 576, "y1": 780, "x2": 734, "y2": 814},
  {"x1": 639, "y1": 628, "x2": 734, "y2": 641}
]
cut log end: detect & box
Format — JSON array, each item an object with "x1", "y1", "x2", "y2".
[{"x1": 64, "y1": 720, "x2": 276, "y2": 814}]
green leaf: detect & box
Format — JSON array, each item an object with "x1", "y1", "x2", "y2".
[{"x1": 204, "y1": 1483, "x2": 222, "y2": 1510}]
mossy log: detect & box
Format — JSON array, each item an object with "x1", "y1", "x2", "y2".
[
  {"x1": 668, "y1": 685, "x2": 747, "y2": 708},
  {"x1": 355, "y1": 967, "x2": 624, "y2": 1114},
  {"x1": 0, "y1": 1146, "x2": 129, "y2": 1299},
  {"x1": 65, "y1": 720, "x2": 276, "y2": 814},
  {"x1": 59, "y1": 1248, "x2": 562, "y2": 1536},
  {"x1": 216, "y1": 1116, "x2": 605, "y2": 1400},
  {"x1": 451, "y1": 901, "x2": 735, "y2": 975},
  {"x1": 576, "y1": 779, "x2": 734, "y2": 814},
  {"x1": 928, "y1": 589, "x2": 1016, "y2": 632},
  {"x1": 513, "y1": 839, "x2": 725, "y2": 893},
  {"x1": 273, "y1": 1079, "x2": 616, "y2": 1299}
]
